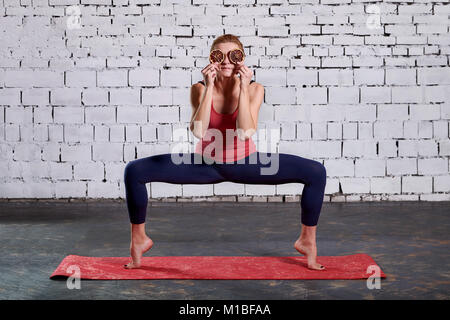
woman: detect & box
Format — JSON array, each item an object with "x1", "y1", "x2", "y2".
[{"x1": 123, "y1": 34, "x2": 327, "y2": 270}]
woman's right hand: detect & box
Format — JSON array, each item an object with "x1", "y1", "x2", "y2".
[{"x1": 201, "y1": 62, "x2": 219, "y2": 88}]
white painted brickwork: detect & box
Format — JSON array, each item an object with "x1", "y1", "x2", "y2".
[{"x1": 0, "y1": 0, "x2": 449, "y2": 203}]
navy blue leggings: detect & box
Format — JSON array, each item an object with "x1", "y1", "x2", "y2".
[{"x1": 124, "y1": 152, "x2": 327, "y2": 226}]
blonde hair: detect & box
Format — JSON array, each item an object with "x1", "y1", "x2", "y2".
[{"x1": 211, "y1": 34, "x2": 244, "y2": 53}]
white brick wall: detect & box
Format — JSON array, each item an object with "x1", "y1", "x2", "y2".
[{"x1": 0, "y1": 1, "x2": 449, "y2": 202}]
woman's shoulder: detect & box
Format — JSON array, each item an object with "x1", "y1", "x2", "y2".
[
  {"x1": 249, "y1": 80, "x2": 263, "y2": 90},
  {"x1": 191, "y1": 81, "x2": 206, "y2": 95}
]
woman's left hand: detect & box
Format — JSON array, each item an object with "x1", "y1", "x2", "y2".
[{"x1": 235, "y1": 62, "x2": 253, "y2": 88}]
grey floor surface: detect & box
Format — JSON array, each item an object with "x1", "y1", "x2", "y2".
[{"x1": 0, "y1": 200, "x2": 449, "y2": 300}]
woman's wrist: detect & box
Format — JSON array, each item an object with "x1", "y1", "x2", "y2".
[{"x1": 240, "y1": 83, "x2": 249, "y2": 91}]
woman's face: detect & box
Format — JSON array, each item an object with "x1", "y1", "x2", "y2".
[{"x1": 213, "y1": 42, "x2": 241, "y2": 78}]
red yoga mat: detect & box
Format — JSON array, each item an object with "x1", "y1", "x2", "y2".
[{"x1": 50, "y1": 253, "x2": 385, "y2": 280}]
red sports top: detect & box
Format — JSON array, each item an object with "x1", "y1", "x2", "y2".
[{"x1": 194, "y1": 81, "x2": 257, "y2": 163}]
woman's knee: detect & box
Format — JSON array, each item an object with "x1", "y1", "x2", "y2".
[
  {"x1": 310, "y1": 161, "x2": 327, "y2": 184},
  {"x1": 124, "y1": 160, "x2": 140, "y2": 183}
]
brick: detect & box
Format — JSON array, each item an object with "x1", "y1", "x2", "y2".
[
  {"x1": 50, "y1": 162, "x2": 73, "y2": 180},
  {"x1": 355, "y1": 159, "x2": 385, "y2": 177},
  {"x1": 287, "y1": 68, "x2": 318, "y2": 86},
  {"x1": 324, "y1": 159, "x2": 354, "y2": 177},
  {"x1": 66, "y1": 70, "x2": 96, "y2": 87},
  {"x1": 361, "y1": 87, "x2": 391, "y2": 103},
  {"x1": 53, "y1": 107, "x2": 84, "y2": 124},
  {"x1": 402, "y1": 176, "x2": 432, "y2": 193},
  {"x1": 370, "y1": 177, "x2": 401, "y2": 194},
  {"x1": 418, "y1": 158, "x2": 448, "y2": 175},
  {"x1": 319, "y1": 69, "x2": 353, "y2": 86},
  {"x1": 87, "y1": 181, "x2": 121, "y2": 198},
  {"x1": 434, "y1": 175, "x2": 450, "y2": 192},
  {"x1": 340, "y1": 178, "x2": 370, "y2": 194},
  {"x1": 151, "y1": 182, "x2": 182, "y2": 198},
  {"x1": 93, "y1": 143, "x2": 123, "y2": 161},
  {"x1": 85, "y1": 107, "x2": 115, "y2": 124},
  {"x1": 82, "y1": 88, "x2": 109, "y2": 105},
  {"x1": 129, "y1": 68, "x2": 159, "y2": 87},
  {"x1": 329, "y1": 87, "x2": 359, "y2": 104},
  {"x1": 97, "y1": 70, "x2": 128, "y2": 87},
  {"x1": 298, "y1": 87, "x2": 327, "y2": 104},
  {"x1": 117, "y1": 106, "x2": 147, "y2": 124},
  {"x1": 385, "y1": 68, "x2": 416, "y2": 85},
  {"x1": 0, "y1": 89, "x2": 21, "y2": 104},
  {"x1": 13, "y1": 143, "x2": 41, "y2": 161},
  {"x1": 418, "y1": 67, "x2": 450, "y2": 85},
  {"x1": 55, "y1": 181, "x2": 86, "y2": 198},
  {"x1": 110, "y1": 88, "x2": 141, "y2": 105},
  {"x1": 354, "y1": 69, "x2": 384, "y2": 85}
]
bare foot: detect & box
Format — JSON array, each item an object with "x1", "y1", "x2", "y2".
[
  {"x1": 124, "y1": 236, "x2": 154, "y2": 269},
  {"x1": 294, "y1": 239, "x2": 325, "y2": 271}
]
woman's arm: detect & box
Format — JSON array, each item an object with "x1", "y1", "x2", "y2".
[
  {"x1": 189, "y1": 83, "x2": 213, "y2": 139},
  {"x1": 236, "y1": 82, "x2": 264, "y2": 141}
]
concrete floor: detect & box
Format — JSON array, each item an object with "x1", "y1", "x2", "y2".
[{"x1": 0, "y1": 200, "x2": 449, "y2": 300}]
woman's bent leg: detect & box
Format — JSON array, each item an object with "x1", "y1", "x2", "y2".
[
  {"x1": 123, "y1": 152, "x2": 224, "y2": 268},
  {"x1": 215, "y1": 152, "x2": 327, "y2": 270},
  {"x1": 124, "y1": 152, "x2": 224, "y2": 224}
]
